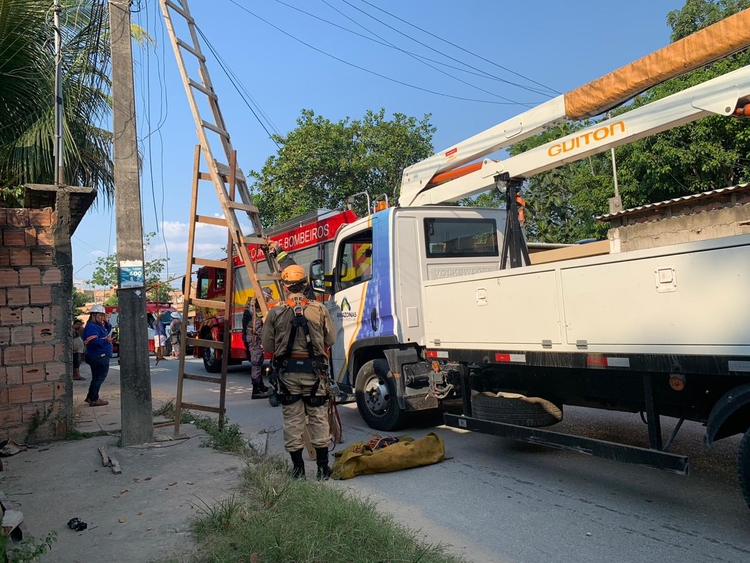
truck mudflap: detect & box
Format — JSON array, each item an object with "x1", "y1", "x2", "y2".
[
  {"x1": 705, "y1": 383, "x2": 750, "y2": 445},
  {"x1": 443, "y1": 413, "x2": 689, "y2": 475}
]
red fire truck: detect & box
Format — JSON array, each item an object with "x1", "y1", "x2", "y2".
[{"x1": 194, "y1": 208, "x2": 358, "y2": 372}]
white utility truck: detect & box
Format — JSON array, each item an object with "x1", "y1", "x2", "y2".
[{"x1": 308, "y1": 15, "x2": 750, "y2": 508}]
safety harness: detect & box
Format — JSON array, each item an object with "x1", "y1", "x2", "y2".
[{"x1": 271, "y1": 298, "x2": 328, "y2": 407}]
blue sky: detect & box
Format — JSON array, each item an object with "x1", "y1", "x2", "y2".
[{"x1": 72, "y1": 0, "x2": 685, "y2": 289}]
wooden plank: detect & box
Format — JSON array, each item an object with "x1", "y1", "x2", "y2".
[
  {"x1": 164, "y1": 0, "x2": 194, "y2": 23},
  {"x1": 201, "y1": 120, "x2": 230, "y2": 139},
  {"x1": 186, "y1": 337, "x2": 223, "y2": 349},
  {"x1": 190, "y1": 298, "x2": 225, "y2": 309},
  {"x1": 256, "y1": 273, "x2": 282, "y2": 281},
  {"x1": 176, "y1": 38, "x2": 205, "y2": 62},
  {"x1": 183, "y1": 373, "x2": 222, "y2": 384},
  {"x1": 109, "y1": 456, "x2": 122, "y2": 475},
  {"x1": 195, "y1": 215, "x2": 226, "y2": 227},
  {"x1": 215, "y1": 162, "x2": 247, "y2": 182},
  {"x1": 242, "y1": 235, "x2": 266, "y2": 245},
  {"x1": 226, "y1": 200, "x2": 258, "y2": 214},
  {"x1": 188, "y1": 78, "x2": 217, "y2": 100},
  {"x1": 529, "y1": 240, "x2": 610, "y2": 265},
  {"x1": 181, "y1": 402, "x2": 224, "y2": 415},
  {"x1": 97, "y1": 446, "x2": 109, "y2": 467},
  {"x1": 193, "y1": 257, "x2": 227, "y2": 269}
]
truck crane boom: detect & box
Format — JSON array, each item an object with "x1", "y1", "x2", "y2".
[
  {"x1": 402, "y1": 62, "x2": 750, "y2": 207},
  {"x1": 399, "y1": 8, "x2": 750, "y2": 207}
]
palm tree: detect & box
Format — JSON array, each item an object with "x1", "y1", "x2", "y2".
[{"x1": 0, "y1": 0, "x2": 113, "y2": 205}]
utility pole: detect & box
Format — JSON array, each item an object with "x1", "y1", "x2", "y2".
[
  {"x1": 109, "y1": 0, "x2": 154, "y2": 445},
  {"x1": 53, "y1": 0, "x2": 64, "y2": 185}
]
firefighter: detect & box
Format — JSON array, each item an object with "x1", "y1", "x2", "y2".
[
  {"x1": 242, "y1": 287, "x2": 273, "y2": 399},
  {"x1": 261, "y1": 264, "x2": 335, "y2": 479},
  {"x1": 266, "y1": 240, "x2": 315, "y2": 300}
]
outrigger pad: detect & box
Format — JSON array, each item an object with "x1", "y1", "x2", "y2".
[{"x1": 331, "y1": 432, "x2": 445, "y2": 480}]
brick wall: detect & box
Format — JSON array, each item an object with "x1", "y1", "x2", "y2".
[{"x1": 0, "y1": 208, "x2": 71, "y2": 442}]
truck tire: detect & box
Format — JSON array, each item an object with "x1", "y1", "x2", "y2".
[
  {"x1": 355, "y1": 359, "x2": 410, "y2": 432},
  {"x1": 471, "y1": 391, "x2": 563, "y2": 427},
  {"x1": 739, "y1": 427, "x2": 750, "y2": 510},
  {"x1": 203, "y1": 345, "x2": 221, "y2": 374}
]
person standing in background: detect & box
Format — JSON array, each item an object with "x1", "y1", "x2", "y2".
[
  {"x1": 170, "y1": 312, "x2": 182, "y2": 358},
  {"x1": 72, "y1": 320, "x2": 86, "y2": 381},
  {"x1": 242, "y1": 287, "x2": 273, "y2": 399},
  {"x1": 154, "y1": 312, "x2": 166, "y2": 365},
  {"x1": 83, "y1": 305, "x2": 113, "y2": 406}
]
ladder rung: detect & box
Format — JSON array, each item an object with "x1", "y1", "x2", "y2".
[
  {"x1": 215, "y1": 162, "x2": 247, "y2": 182},
  {"x1": 202, "y1": 120, "x2": 230, "y2": 139},
  {"x1": 176, "y1": 38, "x2": 206, "y2": 62},
  {"x1": 196, "y1": 215, "x2": 227, "y2": 227},
  {"x1": 183, "y1": 372, "x2": 223, "y2": 384},
  {"x1": 242, "y1": 235, "x2": 266, "y2": 245},
  {"x1": 181, "y1": 402, "x2": 224, "y2": 415},
  {"x1": 189, "y1": 298, "x2": 225, "y2": 309},
  {"x1": 193, "y1": 257, "x2": 227, "y2": 269},
  {"x1": 256, "y1": 273, "x2": 282, "y2": 281},
  {"x1": 188, "y1": 79, "x2": 217, "y2": 100},
  {"x1": 227, "y1": 201, "x2": 259, "y2": 214},
  {"x1": 164, "y1": 0, "x2": 194, "y2": 23},
  {"x1": 186, "y1": 337, "x2": 224, "y2": 349}
]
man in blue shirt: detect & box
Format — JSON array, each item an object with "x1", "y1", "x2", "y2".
[{"x1": 83, "y1": 304, "x2": 114, "y2": 406}]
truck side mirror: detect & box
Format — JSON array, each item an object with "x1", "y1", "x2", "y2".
[{"x1": 309, "y1": 259, "x2": 327, "y2": 294}]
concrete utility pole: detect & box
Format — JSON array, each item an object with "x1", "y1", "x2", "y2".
[{"x1": 109, "y1": 0, "x2": 154, "y2": 445}]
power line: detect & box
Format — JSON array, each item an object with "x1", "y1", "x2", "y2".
[
  {"x1": 316, "y1": 0, "x2": 531, "y2": 106},
  {"x1": 193, "y1": 24, "x2": 282, "y2": 146},
  {"x1": 226, "y1": 0, "x2": 519, "y2": 105},
  {"x1": 359, "y1": 0, "x2": 561, "y2": 96}
]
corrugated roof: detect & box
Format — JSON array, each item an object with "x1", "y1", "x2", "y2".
[{"x1": 596, "y1": 183, "x2": 750, "y2": 221}]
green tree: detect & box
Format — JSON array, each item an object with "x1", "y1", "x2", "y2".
[
  {"x1": 72, "y1": 289, "x2": 88, "y2": 318},
  {"x1": 88, "y1": 232, "x2": 173, "y2": 302},
  {"x1": 489, "y1": 0, "x2": 750, "y2": 243},
  {"x1": 250, "y1": 108, "x2": 436, "y2": 226},
  {"x1": 0, "y1": 0, "x2": 113, "y2": 205}
]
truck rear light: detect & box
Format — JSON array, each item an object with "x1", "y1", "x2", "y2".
[
  {"x1": 426, "y1": 350, "x2": 448, "y2": 359},
  {"x1": 586, "y1": 356, "x2": 630, "y2": 368},
  {"x1": 669, "y1": 374, "x2": 686, "y2": 391},
  {"x1": 494, "y1": 353, "x2": 526, "y2": 363}
]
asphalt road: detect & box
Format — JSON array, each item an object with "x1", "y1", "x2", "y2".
[{"x1": 148, "y1": 356, "x2": 750, "y2": 563}]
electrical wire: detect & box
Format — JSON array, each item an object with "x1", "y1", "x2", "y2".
[
  {"x1": 226, "y1": 0, "x2": 518, "y2": 105},
  {"x1": 359, "y1": 0, "x2": 561, "y2": 96},
  {"x1": 193, "y1": 25, "x2": 282, "y2": 145},
  {"x1": 317, "y1": 0, "x2": 530, "y2": 106}
]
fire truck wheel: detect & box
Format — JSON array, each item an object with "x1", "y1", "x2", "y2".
[
  {"x1": 203, "y1": 345, "x2": 221, "y2": 374},
  {"x1": 739, "y1": 426, "x2": 750, "y2": 510},
  {"x1": 471, "y1": 391, "x2": 563, "y2": 427},
  {"x1": 355, "y1": 359, "x2": 410, "y2": 432}
]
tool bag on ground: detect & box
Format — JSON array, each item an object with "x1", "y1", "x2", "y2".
[{"x1": 331, "y1": 432, "x2": 445, "y2": 480}]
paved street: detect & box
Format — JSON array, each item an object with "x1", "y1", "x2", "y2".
[{"x1": 141, "y1": 356, "x2": 750, "y2": 563}]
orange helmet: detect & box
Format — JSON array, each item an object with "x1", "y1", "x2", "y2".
[{"x1": 281, "y1": 264, "x2": 307, "y2": 285}]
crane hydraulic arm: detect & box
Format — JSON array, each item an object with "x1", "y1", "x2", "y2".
[
  {"x1": 403, "y1": 62, "x2": 750, "y2": 207},
  {"x1": 399, "y1": 8, "x2": 750, "y2": 207}
]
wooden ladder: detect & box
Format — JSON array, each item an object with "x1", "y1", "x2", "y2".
[{"x1": 160, "y1": 0, "x2": 281, "y2": 432}]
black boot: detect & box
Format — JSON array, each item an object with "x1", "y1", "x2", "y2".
[
  {"x1": 251, "y1": 383, "x2": 271, "y2": 399},
  {"x1": 290, "y1": 449, "x2": 306, "y2": 479},
  {"x1": 315, "y1": 447, "x2": 332, "y2": 481}
]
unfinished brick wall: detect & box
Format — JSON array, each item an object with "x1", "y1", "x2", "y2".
[{"x1": 0, "y1": 207, "x2": 72, "y2": 442}]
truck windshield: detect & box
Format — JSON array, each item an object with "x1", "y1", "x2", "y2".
[{"x1": 424, "y1": 218, "x2": 498, "y2": 258}]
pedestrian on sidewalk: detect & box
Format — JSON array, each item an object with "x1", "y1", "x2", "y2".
[
  {"x1": 72, "y1": 319, "x2": 86, "y2": 381},
  {"x1": 154, "y1": 313, "x2": 166, "y2": 365},
  {"x1": 82, "y1": 304, "x2": 113, "y2": 406},
  {"x1": 242, "y1": 287, "x2": 273, "y2": 399},
  {"x1": 170, "y1": 312, "x2": 182, "y2": 358}
]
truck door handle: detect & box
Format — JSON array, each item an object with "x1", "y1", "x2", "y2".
[{"x1": 370, "y1": 308, "x2": 379, "y2": 332}]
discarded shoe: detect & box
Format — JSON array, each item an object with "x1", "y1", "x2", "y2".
[
  {"x1": 67, "y1": 517, "x2": 87, "y2": 531},
  {"x1": 89, "y1": 399, "x2": 109, "y2": 407}
]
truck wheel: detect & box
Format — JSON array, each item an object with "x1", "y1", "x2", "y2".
[
  {"x1": 739, "y1": 427, "x2": 750, "y2": 509},
  {"x1": 355, "y1": 359, "x2": 410, "y2": 431},
  {"x1": 203, "y1": 346, "x2": 221, "y2": 374},
  {"x1": 471, "y1": 391, "x2": 563, "y2": 427}
]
